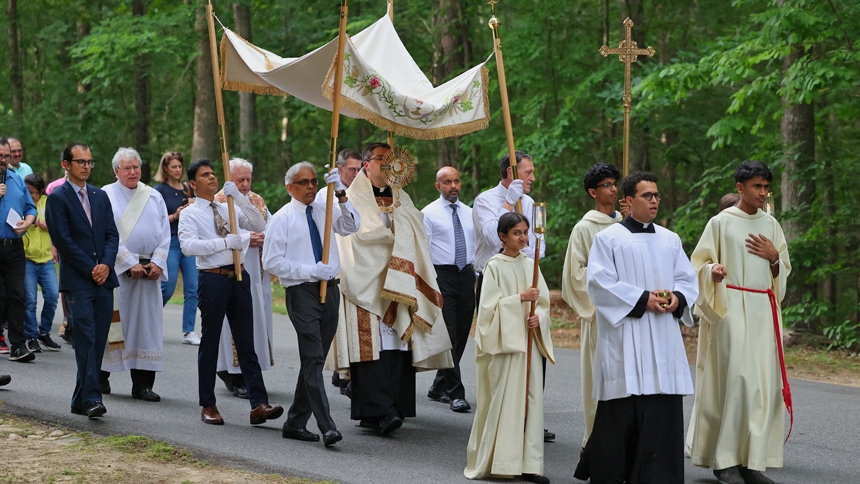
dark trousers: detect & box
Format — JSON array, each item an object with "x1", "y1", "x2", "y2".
[
  {"x1": 101, "y1": 369, "x2": 156, "y2": 393},
  {"x1": 285, "y1": 282, "x2": 339, "y2": 433},
  {"x1": 429, "y1": 265, "x2": 475, "y2": 401},
  {"x1": 197, "y1": 270, "x2": 268, "y2": 408},
  {"x1": 0, "y1": 239, "x2": 28, "y2": 348},
  {"x1": 575, "y1": 394, "x2": 684, "y2": 484},
  {"x1": 66, "y1": 285, "x2": 113, "y2": 407},
  {"x1": 350, "y1": 350, "x2": 416, "y2": 421}
]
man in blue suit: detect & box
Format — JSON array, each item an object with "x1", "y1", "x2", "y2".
[{"x1": 46, "y1": 142, "x2": 119, "y2": 419}]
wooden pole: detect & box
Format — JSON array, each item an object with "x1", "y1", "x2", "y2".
[
  {"x1": 524, "y1": 235, "x2": 541, "y2": 421},
  {"x1": 387, "y1": 1, "x2": 395, "y2": 149},
  {"x1": 206, "y1": 1, "x2": 242, "y2": 280},
  {"x1": 320, "y1": 0, "x2": 350, "y2": 303},
  {"x1": 488, "y1": 4, "x2": 522, "y2": 214}
]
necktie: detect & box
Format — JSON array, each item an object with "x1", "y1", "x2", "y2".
[
  {"x1": 210, "y1": 202, "x2": 229, "y2": 238},
  {"x1": 307, "y1": 205, "x2": 323, "y2": 263},
  {"x1": 78, "y1": 188, "x2": 92, "y2": 225},
  {"x1": 451, "y1": 204, "x2": 467, "y2": 270}
]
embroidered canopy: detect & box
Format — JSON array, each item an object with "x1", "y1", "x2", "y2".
[{"x1": 220, "y1": 12, "x2": 490, "y2": 140}]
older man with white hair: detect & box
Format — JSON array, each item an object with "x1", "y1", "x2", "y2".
[
  {"x1": 213, "y1": 158, "x2": 274, "y2": 399},
  {"x1": 100, "y1": 147, "x2": 170, "y2": 402}
]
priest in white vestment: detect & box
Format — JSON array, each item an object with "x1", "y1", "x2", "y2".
[
  {"x1": 465, "y1": 212, "x2": 554, "y2": 484},
  {"x1": 560, "y1": 162, "x2": 623, "y2": 449},
  {"x1": 101, "y1": 148, "x2": 169, "y2": 402},
  {"x1": 213, "y1": 159, "x2": 274, "y2": 399},
  {"x1": 575, "y1": 171, "x2": 697, "y2": 484},
  {"x1": 331, "y1": 142, "x2": 452, "y2": 435},
  {"x1": 686, "y1": 161, "x2": 790, "y2": 484}
]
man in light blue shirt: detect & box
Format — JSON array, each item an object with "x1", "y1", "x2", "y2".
[{"x1": 8, "y1": 138, "x2": 33, "y2": 178}]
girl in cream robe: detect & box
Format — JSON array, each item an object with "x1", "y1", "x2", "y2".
[{"x1": 465, "y1": 213, "x2": 554, "y2": 483}]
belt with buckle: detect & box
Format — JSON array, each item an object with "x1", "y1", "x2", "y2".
[
  {"x1": 0, "y1": 238, "x2": 22, "y2": 246},
  {"x1": 301, "y1": 278, "x2": 340, "y2": 287},
  {"x1": 200, "y1": 264, "x2": 244, "y2": 278}
]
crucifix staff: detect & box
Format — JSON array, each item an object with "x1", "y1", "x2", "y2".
[
  {"x1": 206, "y1": 0, "x2": 242, "y2": 280},
  {"x1": 599, "y1": 18, "x2": 654, "y2": 177}
]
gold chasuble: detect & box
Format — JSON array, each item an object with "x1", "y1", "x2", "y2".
[
  {"x1": 465, "y1": 252, "x2": 554, "y2": 480},
  {"x1": 686, "y1": 207, "x2": 791, "y2": 472}
]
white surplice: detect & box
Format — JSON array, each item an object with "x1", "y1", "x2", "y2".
[
  {"x1": 102, "y1": 182, "x2": 170, "y2": 372},
  {"x1": 587, "y1": 221, "x2": 698, "y2": 401}
]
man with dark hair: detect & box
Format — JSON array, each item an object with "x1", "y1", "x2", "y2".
[
  {"x1": 178, "y1": 158, "x2": 283, "y2": 426},
  {"x1": 0, "y1": 137, "x2": 38, "y2": 363},
  {"x1": 46, "y1": 142, "x2": 119, "y2": 419},
  {"x1": 686, "y1": 160, "x2": 789, "y2": 484},
  {"x1": 473, "y1": 149, "x2": 552, "y2": 441},
  {"x1": 561, "y1": 162, "x2": 624, "y2": 451},
  {"x1": 575, "y1": 171, "x2": 698, "y2": 484}
]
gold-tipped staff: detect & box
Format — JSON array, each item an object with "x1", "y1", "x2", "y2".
[
  {"x1": 525, "y1": 201, "x2": 546, "y2": 421},
  {"x1": 487, "y1": 0, "x2": 522, "y2": 214},
  {"x1": 206, "y1": 0, "x2": 242, "y2": 280},
  {"x1": 320, "y1": 0, "x2": 350, "y2": 303},
  {"x1": 599, "y1": 18, "x2": 654, "y2": 177}
]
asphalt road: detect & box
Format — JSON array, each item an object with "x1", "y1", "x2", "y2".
[{"x1": 1, "y1": 303, "x2": 858, "y2": 484}]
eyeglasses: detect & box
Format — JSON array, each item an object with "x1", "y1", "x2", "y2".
[
  {"x1": 635, "y1": 192, "x2": 662, "y2": 201},
  {"x1": 596, "y1": 182, "x2": 618, "y2": 190},
  {"x1": 119, "y1": 165, "x2": 141, "y2": 172},
  {"x1": 70, "y1": 159, "x2": 96, "y2": 167},
  {"x1": 369, "y1": 156, "x2": 386, "y2": 162},
  {"x1": 291, "y1": 178, "x2": 319, "y2": 187},
  {"x1": 0, "y1": 154, "x2": 10, "y2": 161}
]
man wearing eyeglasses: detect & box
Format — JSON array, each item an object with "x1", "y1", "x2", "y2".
[
  {"x1": 561, "y1": 162, "x2": 625, "y2": 453},
  {"x1": 574, "y1": 171, "x2": 698, "y2": 484},
  {"x1": 0, "y1": 137, "x2": 38, "y2": 366},
  {"x1": 45, "y1": 143, "x2": 120, "y2": 419},
  {"x1": 99, "y1": 147, "x2": 170, "y2": 403},
  {"x1": 7, "y1": 138, "x2": 33, "y2": 178}
]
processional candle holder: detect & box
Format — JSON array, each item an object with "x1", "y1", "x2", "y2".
[
  {"x1": 533, "y1": 202, "x2": 547, "y2": 238},
  {"x1": 765, "y1": 192, "x2": 775, "y2": 216}
]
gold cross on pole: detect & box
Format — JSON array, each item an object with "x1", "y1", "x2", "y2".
[{"x1": 599, "y1": 18, "x2": 654, "y2": 177}]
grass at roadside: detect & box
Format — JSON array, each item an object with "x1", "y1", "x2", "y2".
[{"x1": 167, "y1": 275, "x2": 288, "y2": 315}]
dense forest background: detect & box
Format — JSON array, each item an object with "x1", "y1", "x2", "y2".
[{"x1": 2, "y1": 0, "x2": 859, "y2": 348}]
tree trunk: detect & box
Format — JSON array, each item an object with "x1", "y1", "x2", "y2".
[
  {"x1": 435, "y1": 0, "x2": 464, "y2": 170},
  {"x1": 7, "y1": 0, "x2": 23, "y2": 121},
  {"x1": 233, "y1": 2, "x2": 256, "y2": 157},
  {"x1": 779, "y1": 42, "x2": 816, "y2": 321},
  {"x1": 622, "y1": 0, "x2": 650, "y2": 173},
  {"x1": 133, "y1": 0, "x2": 152, "y2": 182},
  {"x1": 191, "y1": 0, "x2": 218, "y2": 164}
]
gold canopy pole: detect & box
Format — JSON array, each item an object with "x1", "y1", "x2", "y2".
[
  {"x1": 487, "y1": 0, "x2": 521, "y2": 214},
  {"x1": 387, "y1": 0, "x2": 395, "y2": 149},
  {"x1": 320, "y1": 0, "x2": 350, "y2": 303},
  {"x1": 599, "y1": 18, "x2": 654, "y2": 177},
  {"x1": 206, "y1": 0, "x2": 242, "y2": 280}
]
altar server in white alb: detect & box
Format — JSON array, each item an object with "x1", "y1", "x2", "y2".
[
  {"x1": 263, "y1": 162, "x2": 359, "y2": 447},
  {"x1": 574, "y1": 171, "x2": 698, "y2": 484},
  {"x1": 100, "y1": 148, "x2": 169, "y2": 402},
  {"x1": 686, "y1": 160, "x2": 790, "y2": 484},
  {"x1": 213, "y1": 158, "x2": 274, "y2": 400}
]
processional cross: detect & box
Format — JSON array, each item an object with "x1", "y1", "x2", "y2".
[{"x1": 599, "y1": 18, "x2": 655, "y2": 176}]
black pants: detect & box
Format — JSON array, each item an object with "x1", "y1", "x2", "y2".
[
  {"x1": 0, "y1": 239, "x2": 27, "y2": 349},
  {"x1": 100, "y1": 369, "x2": 156, "y2": 393},
  {"x1": 350, "y1": 350, "x2": 416, "y2": 421},
  {"x1": 429, "y1": 265, "x2": 475, "y2": 401},
  {"x1": 284, "y1": 282, "x2": 339, "y2": 433},
  {"x1": 575, "y1": 394, "x2": 684, "y2": 484},
  {"x1": 197, "y1": 269, "x2": 268, "y2": 408}
]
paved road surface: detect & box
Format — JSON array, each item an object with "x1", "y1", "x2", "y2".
[{"x1": 1, "y1": 304, "x2": 858, "y2": 483}]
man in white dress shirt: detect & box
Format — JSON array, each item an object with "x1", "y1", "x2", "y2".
[
  {"x1": 178, "y1": 158, "x2": 283, "y2": 427},
  {"x1": 263, "y1": 162, "x2": 359, "y2": 447},
  {"x1": 422, "y1": 166, "x2": 475, "y2": 413},
  {"x1": 213, "y1": 158, "x2": 274, "y2": 400},
  {"x1": 574, "y1": 171, "x2": 698, "y2": 484},
  {"x1": 472, "y1": 149, "x2": 551, "y2": 441},
  {"x1": 100, "y1": 148, "x2": 170, "y2": 402}
]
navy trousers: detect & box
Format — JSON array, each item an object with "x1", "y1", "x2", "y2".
[
  {"x1": 197, "y1": 269, "x2": 268, "y2": 408},
  {"x1": 66, "y1": 285, "x2": 113, "y2": 408},
  {"x1": 429, "y1": 265, "x2": 476, "y2": 401}
]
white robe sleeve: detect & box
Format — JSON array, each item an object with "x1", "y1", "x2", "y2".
[
  {"x1": 671, "y1": 232, "x2": 699, "y2": 327},
  {"x1": 475, "y1": 263, "x2": 527, "y2": 355},
  {"x1": 586, "y1": 234, "x2": 646, "y2": 327}
]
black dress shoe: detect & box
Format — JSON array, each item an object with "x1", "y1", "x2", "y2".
[
  {"x1": 523, "y1": 473, "x2": 550, "y2": 484},
  {"x1": 70, "y1": 405, "x2": 87, "y2": 415},
  {"x1": 282, "y1": 424, "x2": 320, "y2": 442},
  {"x1": 132, "y1": 388, "x2": 161, "y2": 402},
  {"x1": 217, "y1": 371, "x2": 235, "y2": 392},
  {"x1": 358, "y1": 418, "x2": 378, "y2": 429},
  {"x1": 427, "y1": 390, "x2": 450, "y2": 404},
  {"x1": 323, "y1": 429, "x2": 343, "y2": 447},
  {"x1": 87, "y1": 402, "x2": 107, "y2": 419},
  {"x1": 544, "y1": 428, "x2": 555, "y2": 442},
  {"x1": 450, "y1": 398, "x2": 471, "y2": 413},
  {"x1": 232, "y1": 385, "x2": 249, "y2": 399},
  {"x1": 379, "y1": 415, "x2": 402, "y2": 435}
]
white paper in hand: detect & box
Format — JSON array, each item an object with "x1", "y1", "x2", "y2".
[{"x1": 6, "y1": 208, "x2": 22, "y2": 229}]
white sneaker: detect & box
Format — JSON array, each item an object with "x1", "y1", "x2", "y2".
[{"x1": 182, "y1": 332, "x2": 201, "y2": 345}]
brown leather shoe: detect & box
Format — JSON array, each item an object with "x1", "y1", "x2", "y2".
[
  {"x1": 201, "y1": 406, "x2": 224, "y2": 425},
  {"x1": 249, "y1": 403, "x2": 284, "y2": 425}
]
